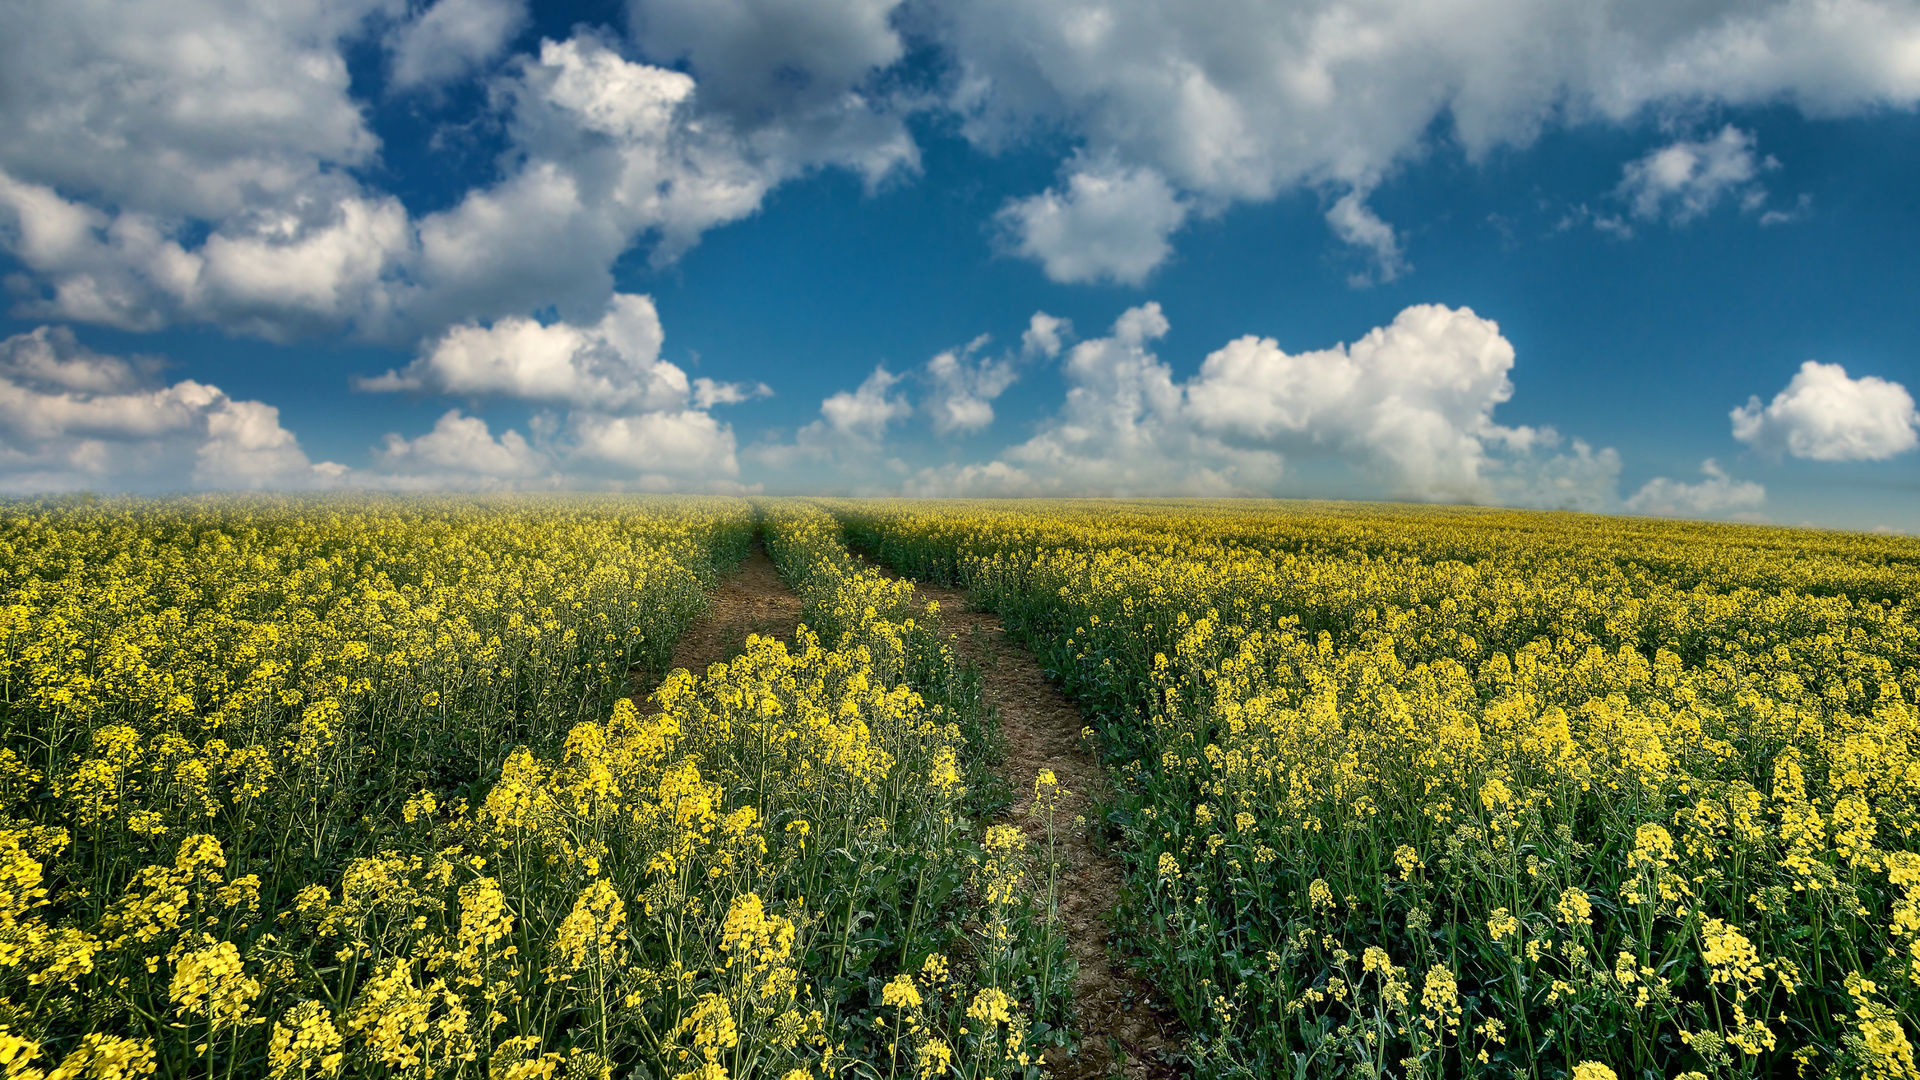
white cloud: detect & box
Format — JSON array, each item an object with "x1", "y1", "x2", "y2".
[
  {"x1": 1731, "y1": 359, "x2": 1920, "y2": 461},
  {"x1": 371, "y1": 410, "x2": 552, "y2": 486},
  {"x1": 354, "y1": 293, "x2": 753, "y2": 490},
  {"x1": 0, "y1": 172, "x2": 413, "y2": 341},
  {"x1": 909, "y1": 301, "x2": 1620, "y2": 506},
  {"x1": 1021, "y1": 312, "x2": 1071, "y2": 359},
  {"x1": 938, "y1": 0, "x2": 1920, "y2": 279},
  {"x1": 0, "y1": 13, "x2": 913, "y2": 343},
  {"x1": 1759, "y1": 192, "x2": 1814, "y2": 226},
  {"x1": 322, "y1": 406, "x2": 752, "y2": 494},
  {"x1": 357, "y1": 293, "x2": 739, "y2": 413},
  {"x1": 8, "y1": 0, "x2": 1920, "y2": 342},
  {"x1": 0, "y1": 326, "x2": 335, "y2": 492},
  {"x1": 1326, "y1": 189, "x2": 1408, "y2": 285},
  {"x1": 995, "y1": 161, "x2": 1190, "y2": 285},
  {"x1": 388, "y1": 0, "x2": 527, "y2": 89},
  {"x1": 939, "y1": 302, "x2": 1286, "y2": 496},
  {"x1": 384, "y1": 34, "x2": 845, "y2": 330},
  {"x1": 817, "y1": 366, "x2": 912, "y2": 443},
  {"x1": 563, "y1": 410, "x2": 744, "y2": 486},
  {"x1": 1626, "y1": 459, "x2": 1767, "y2": 517},
  {"x1": 747, "y1": 364, "x2": 914, "y2": 487},
  {"x1": 1617, "y1": 125, "x2": 1773, "y2": 223},
  {"x1": 924, "y1": 334, "x2": 1019, "y2": 436},
  {"x1": 0, "y1": 0, "x2": 385, "y2": 223},
  {"x1": 692, "y1": 377, "x2": 772, "y2": 409}
]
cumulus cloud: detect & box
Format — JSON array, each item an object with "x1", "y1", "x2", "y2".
[
  {"x1": 354, "y1": 293, "x2": 754, "y2": 490},
  {"x1": 0, "y1": 326, "x2": 335, "y2": 492},
  {"x1": 924, "y1": 334, "x2": 1020, "y2": 436},
  {"x1": 0, "y1": 0, "x2": 385, "y2": 223},
  {"x1": 817, "y1": 366, "x2": 913, "y2": 443},
  {"x1": 1618, "y1": 126, "x2": 1773, "y2": 224},
  {"x1": 10, "y1": 0, "x2": 1920, "y2": 342},
  {"x1": 358, "y1": 293, "x2": 745, "y2": 412},
  {"x1": 995, "y1": 162, "x2": 1190, "y2": 285},
  {"x1": 323, "y1": 406, "x2": 752, "y2": 494},
  {"x1": 388, "y1": 0, "x2": 528, "y2": 89},
  {"x1": 938, "y1": 0, "x2": 1920, "y2": 280},
  {"x1": 909, "y1": 302, "x2": 1620, "y2": 506},
  {"x1": 1731, "y1": 360, "x2": 1920, "y2": 461},
  {"x1": 1626, "y1": 459, "x2": 1767, "y2": 517},
  {"x1": 0, "y1": 8, "x2": 912, "y2": 342},
  {"x1": 1021, "y1": 312, "x2": 1071, "y2": 360},
  {"x1": 361, "y1": 410, "x2": 555, "y2": 491}
]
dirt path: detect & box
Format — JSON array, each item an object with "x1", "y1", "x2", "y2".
[
  {"x1": 629, "y1": 540, "x2": 804, "y2": 705},
  {"x1": 901, "y1": 578, "x2": 1185, "y2": 1080},
  {"x1": 631, "y1": 538, "x2": 1182, "y2": 1076}
]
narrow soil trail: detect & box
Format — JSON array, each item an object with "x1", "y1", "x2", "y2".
[
  {"x1": 630, "y1": 535, "x2": 1183, "y2": 1076},
  {"x1": 897, "y1": 576, "x2": 1185, "y2": 1080},
  {"x1": 629, "y1": 540, "x2": 804, "y2": 706}
]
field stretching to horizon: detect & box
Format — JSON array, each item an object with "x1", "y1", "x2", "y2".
[{"x1": 1, "y1": 495, "x2": 1917, "y2": 1080}]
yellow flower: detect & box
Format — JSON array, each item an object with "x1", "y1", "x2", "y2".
[
  {"x1": 1486, "y1": 908, "x2": 1519, "y2": 943},
  {"x1": 169, "y1": 938, "x2": 261, "y2": 1033},
  {"x1": 268, "y1": 1001, "x2": 344, "y2": 1079}
]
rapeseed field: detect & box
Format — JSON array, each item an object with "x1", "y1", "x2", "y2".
[
  {"x1": 8, "y1": 492, "x2": 1917, "y2": 1079},
  {"x1": 838, "y1": 498, "x2": 1920, "y2": 1080},
  {"x1": 0, "y1": 497, "x2": 1064, "y2": 1080}
]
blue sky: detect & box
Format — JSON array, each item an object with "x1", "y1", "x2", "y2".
[{"x1": 1, "y1": 0, "x2": 1917, "y2": 529}]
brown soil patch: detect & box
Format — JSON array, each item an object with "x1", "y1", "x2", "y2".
[
  {"x1": 894, "y1": 577, "x2": 1186, "y2": 1080},
  {"x1": 629, "y1": 540, "x2": 804, "y2": 707}
]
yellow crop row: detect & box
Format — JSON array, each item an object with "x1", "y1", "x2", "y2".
[
  {"x1": 0, "y1": 497, "x2": 1057, "y2": 1080},
  {"x1": 836, "y1": 498, "x2": 1920, "y2": 1080}
]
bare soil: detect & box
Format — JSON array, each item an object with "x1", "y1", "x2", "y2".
[
  {"x1": 894, "y1": 577, "x2": 1186, "y2": 1080},
  {"x1": 629, "y1": 541, "x2": 805, "y2": 707}
]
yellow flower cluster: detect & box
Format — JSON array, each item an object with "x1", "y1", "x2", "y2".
[{"x1": 836, "y1": 496, "x2": 1920, "y2": 1079}]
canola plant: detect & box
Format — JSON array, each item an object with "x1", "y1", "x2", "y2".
[
  {"x1": 0, "y1": 497, "x2": 1063, "y2": 1080},
  {"x1": 835, "y1": 498, "x2": 1920, "y2": 1080}
]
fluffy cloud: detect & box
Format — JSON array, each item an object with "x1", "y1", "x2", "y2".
[
  {"x1": 564, "y1": 410, "x2": 743, "y2": 487},
  {"x1": 1731, "y1": 360, "x2": 1919, "y2": 461},
  {"x1": 9, "y1": 0, "x2": 1920, "y2": 345},
  {"x1": 910, "y1": 302, "x2": 1620, "y2": 506},
  {"x1": 0, "y1": 326, "x2": 333, "y2": 492},
  {"x1": 924, "y1": 334, "x2": 1021, "y2": 435},
  {"x1": 0, "y1": 0, "x2": 385, "y2": 223},
  {"x1": 0, "y1": 9, "x2": 911, "y2": 343},
  {"x1": 356, "y1": 293, "x2": 753, "y2": 489},
  {"x1": 754, "y1": 315, "x2": 1060, "y2": 484},
  {"x1": 362, "y1": 410, "x2": 555, "y2": 491},
  {"x1": 1626, "y1": 459, "x2": 1767, "y2": 517},
  {"x1": 387, "y1": 0, "x2": 527, "y2": 89},
  {"x1": 817, "y1": 366, "x2": 913, "y2": 443},
  {"x1": 1021, "y1": 312, "x2": 1071, "y2": 360},
  {"x1": 359, "y1": 293, "x2": 730, "y2": 412},
  {"x1": 1618, "y1": 126, "x2": 1773, "y2": 224},
  {"x1": 328, "y1": 407, "x2": 751, "y2": 494},
  {"x1": 937, "y1": 0, "x2": 1920, "y2": 279},
  {"x1": 995, "y1": 161, "x2": 1191, "y2": 285}
]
